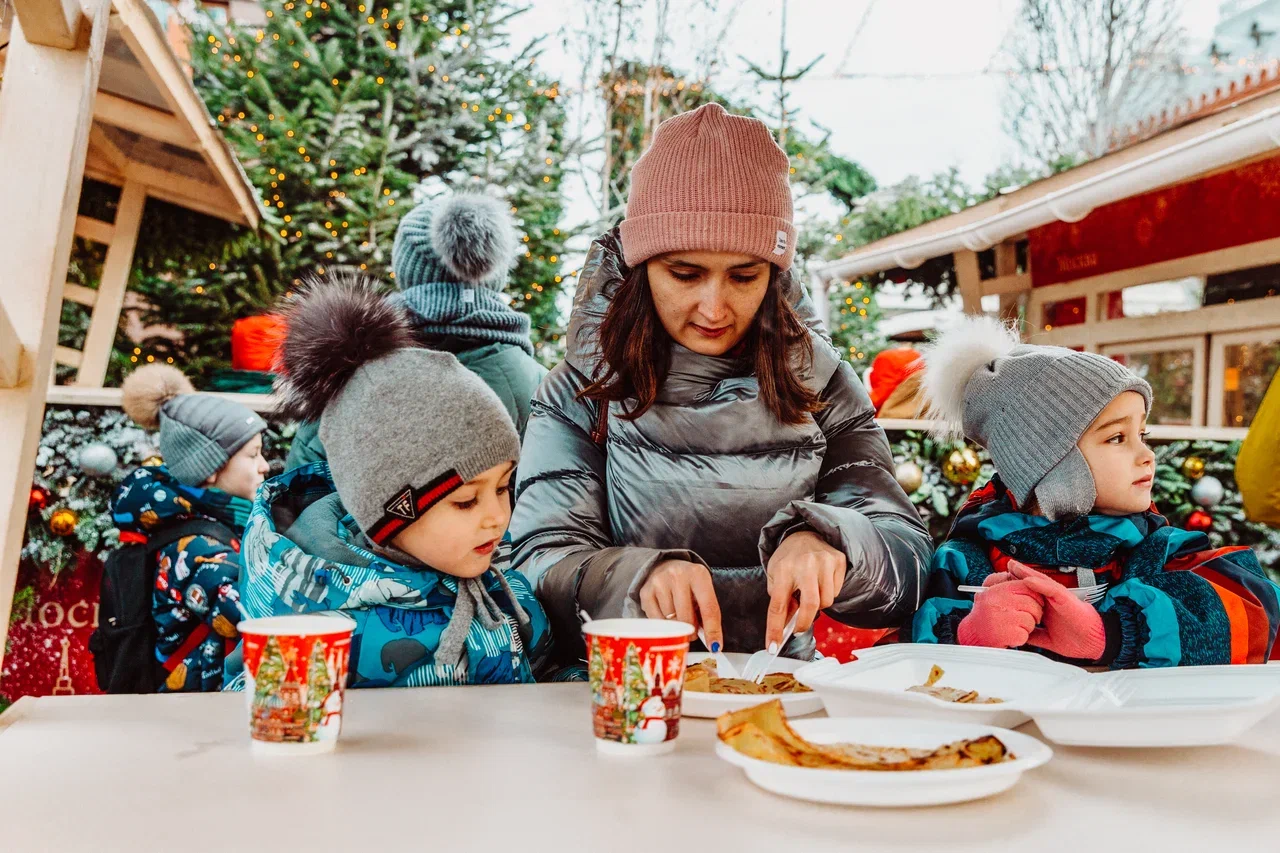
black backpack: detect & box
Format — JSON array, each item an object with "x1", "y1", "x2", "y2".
[{"x1": 89, "y1": 519, "x2": 236, "y2": 694}]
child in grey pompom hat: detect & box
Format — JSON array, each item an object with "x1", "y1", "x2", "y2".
[
  {"x1": 907, "y1": 316, "x2": 1280, "y2": 670},
  {"x1": 919, "y1": 315, "x2": 1152, "y2": 520},
  {"x1": 232, "y1": 276, "x2": 552, "y2": 689}
]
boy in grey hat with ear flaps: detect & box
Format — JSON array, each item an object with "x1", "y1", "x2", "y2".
[
  {"x1": 908, "y1": 316, "x2": 1280, "y2": 667},
  {"x1": 227, "y1": 278, "x2": 551, "y2": 689}
]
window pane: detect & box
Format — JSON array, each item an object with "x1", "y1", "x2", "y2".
[
  {"x1": 1115, "y1": 278, "x2": 1204, "y2": 318},
  {"x1": 1223, "y1": 340, "x2": 1280, "y2": 427},
  {"x1": 1110, "y1": 350, "x2": 1195, "y2": 425}
]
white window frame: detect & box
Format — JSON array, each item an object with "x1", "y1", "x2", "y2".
[
  {"x1": 1100, "y1": 335, "x2": 1207, "y2": 427},
  {"x1": 1207, "y1": 326, "x2": 1280, "y2": 427}
]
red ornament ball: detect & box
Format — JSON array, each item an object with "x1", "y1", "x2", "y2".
[
  {"x1": 1186, "y1": 510, "x2": 1213, "y2": 532},
  {"x1": 28, "y1": 485, "x2": 49, "y2": 512}
]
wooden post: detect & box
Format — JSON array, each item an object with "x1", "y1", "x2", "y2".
[
  {"x1": 76, "y1": 181, "x2": 146, "y2": 386},
  {"x1": 12, "y1": 0, "x2": 85, "y2": 49},
  {"x1": 0, "y1": 303, "x2": 21, "y2": 388},
  {"x1": 954, "y1": 249, "x2": 983, "y2": 315},
  {"x1": 994, "y1": 241, "x2": 1022, "y2": 325},
  {"x1": 0, "y1": 0, "x2": 110, "y2": 671}
]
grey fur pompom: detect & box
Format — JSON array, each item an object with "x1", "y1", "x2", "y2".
[{"x1": 429, "y1": 194, "x2": 519, "y2": 286}]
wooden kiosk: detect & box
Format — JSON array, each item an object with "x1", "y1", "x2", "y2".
[
  {"x1": 0, "y1": 0, "x2": 258, "y2": 668},
  {"x1": 815, "y1": 72, "x2": 1280, "y2": 440}
]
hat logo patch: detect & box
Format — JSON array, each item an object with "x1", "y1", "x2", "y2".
[
  {"x1": 773, "y1": 230, "x2": 788, "y2": 255},
  {"x1": 385, "y1": 487, "x2": 417, "y2": 521}
]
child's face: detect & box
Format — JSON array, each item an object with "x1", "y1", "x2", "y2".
[
  {"x1": 391, "y1": 461, "x2": 515, "y2": 578},
  {"x1": 1077, "y1": 391, "x2": 1156, "y2": 516},
  {"x1": 205, "y1": 434, "x2": 269, "y2": 502}
]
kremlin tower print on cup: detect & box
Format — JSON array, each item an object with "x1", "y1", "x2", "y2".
[
  {"x1": 241, "y1": 628, "x2": 351, "y2": 748},
  {"x1": 588, "y1": 632, "x2": 690, "y2": 748}
]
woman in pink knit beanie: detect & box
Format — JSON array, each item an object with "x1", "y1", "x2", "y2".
[{"x1": 510, "y1": 104, "x2": 930, "y2": 669}]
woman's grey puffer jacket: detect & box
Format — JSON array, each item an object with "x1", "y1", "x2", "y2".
[{"x1": 509, "y1": 230, "x2": 932, "y2": 661}]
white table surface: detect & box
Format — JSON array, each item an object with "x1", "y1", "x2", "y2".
[{"x1": 0, "y1": 685, "x2": 1277, "y2": 853}]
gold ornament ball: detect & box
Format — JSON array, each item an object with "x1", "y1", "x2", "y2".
[
  {"x1": 943, "y1": 447, "x2": 981, "y2": 485},
  {"x1": 1181, "y1": 456, "x2": 1206, "y2": 480},
  {"x1": 49, "y1": 507, "x2": 79, "y2": 537},
  {"x1": 894, "y1": 461, "x2": 924, "y2": 494},
  {"x1": 142, "y1": 455, "x2": 165, "y2": 467}
]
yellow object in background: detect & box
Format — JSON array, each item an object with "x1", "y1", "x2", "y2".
[{"x1": 1235, "y1": 372, "x2": 1280, "y2": 527}]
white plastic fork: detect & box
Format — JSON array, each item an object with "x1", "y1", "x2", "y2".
[
  {"x1": 957, "y1": 583, "x2": 1109, "y2": 605},
  {"x1": 741, "y1": 610, "x2": 800, "y2": 684}
]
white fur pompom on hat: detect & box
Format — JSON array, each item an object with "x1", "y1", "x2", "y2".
[
  {"x1": 121, "y1": 363, "x2": 195, "y2": 430},
  {"x1": 919, "y1": 315, "x2": 1021, "y2": 441}
]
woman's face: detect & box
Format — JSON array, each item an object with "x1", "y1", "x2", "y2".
[{"x1": 645, "y1": 251, "x2": 770, "y2": 356}]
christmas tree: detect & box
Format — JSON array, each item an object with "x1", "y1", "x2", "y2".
[
  {"x1": 588, "y1": 635, "x2": 605, "y2": 690},
  {"x1": 253, "y1": 635, "x2": 289, "y2": 702},
  {"x1": 306, "y1": 640, "x2": 332, "y2": 725}
]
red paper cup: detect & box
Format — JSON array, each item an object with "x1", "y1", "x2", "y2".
[
  {"x1": 238, "y1": 615, "x2": 355, "y2": 755},
  {"x1": 582, "y1": 618, "x2": 695, "y2": 756}
]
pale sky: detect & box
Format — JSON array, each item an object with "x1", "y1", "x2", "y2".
[{"x1": 516, "y1": 0, "x2": 1232, "y2": 233}]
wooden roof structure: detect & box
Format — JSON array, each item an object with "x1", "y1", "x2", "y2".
[{"x1": 0, "y1": 0, "x2": 259, "y2": 670}]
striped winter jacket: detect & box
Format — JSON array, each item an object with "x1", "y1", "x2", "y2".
[{"x1": 910, "y1": 478, "x2": 1280, "y2": 668}]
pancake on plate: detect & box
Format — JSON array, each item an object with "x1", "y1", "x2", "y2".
[
  {"x1": 906, "y1": 664, "x2": 1004, "y2": 704},
  {"x1": 683, "y1": 658, "x2": 812, "y2": 695},
  {"x1": 716, "y1": 700, "x2": 1012, "y2": 771}
]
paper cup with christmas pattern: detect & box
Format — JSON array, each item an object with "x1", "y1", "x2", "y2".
[
  {"x1": 582, "y1": 618, "x2": 696, "y2": 756},
  {"x1": 238, "y1": 614, "x2": 355, "y2": 755}
]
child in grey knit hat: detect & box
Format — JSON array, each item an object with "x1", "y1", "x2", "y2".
[
  {"x1": 231, "y1": 277, "x2": 552, "y2": 688},
  {"x1": 110, "y1": 365, "x2": 269, "y2": 691},
  {"x1": 907, "y1": 316, "x2": 1280, "y2": 669}
]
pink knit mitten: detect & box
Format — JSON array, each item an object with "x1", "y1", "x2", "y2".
[
  {"x1": 957, "y1": 580, "x2": 1044, "y2": 648},
  {"x1": 1007, "y1": 562, "x2": 1106, "y2": 661}
]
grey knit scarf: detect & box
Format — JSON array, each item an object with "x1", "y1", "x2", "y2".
[
  {"x1": 436, "y1": 572, "x2": 533, "y2": 675},
  {"x1": 364, "y1": 536, "x2": 533, "y2": 678},
  {"x1": 397, "y1": 282, "x2": 534, "y2": 356}
]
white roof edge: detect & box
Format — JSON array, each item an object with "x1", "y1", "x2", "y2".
[{"x1": 816, "y1": 102, "x2": 1280, "y2": 283}]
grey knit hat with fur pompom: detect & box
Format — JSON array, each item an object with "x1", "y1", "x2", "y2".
[
  {"x1": 121, "y1": 364, "x2": 267, "y2": 486},
  {"x1": 919, "y1": 316, "x2": 1152, "y2": 520},
  {"x1": 275, "y1": 276, "x2": 521, "y2": 545},
  {"x1": 391, "y1": 193, "x2": 519, "y2": 292}
]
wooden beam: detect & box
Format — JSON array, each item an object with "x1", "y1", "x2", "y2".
[
  {"x1": 954, "y1": 249, "x2": 983, "y2": 315},
  {"x1": 0, "y1": 303, "x2": 21, "y2": 388},
  {"x1": 0, "y1": 0, "x2": 110, "y2": 678},
  {"x1": 74, "y1": 214, "x2": 114, "y2": 245},
  {"x1": 62, "y1": 282, "x2": 98, "y2": 306},
  {"x1": 12, "y1": 0, "x2": 86, "y2": 49},
  {"x1": 54, "y1": 345, "x2": 83, "y2": 367},
  {"x1": 93, "y1": 91, "x2": 200, "y2": 150},
  {"x1": 982, "y1": 273, "x2": 1033, "y2": 296},
  {"x1": 1031, "y1": 297, "x2": 1280, "y2": 348},
  {"x1": 112, "y1": 0, "x2": 259, "y2": 227},
  {"x1": 45, "y1": 385, "x2": 278, "y2": 412},
  {"x1": 76, "y1": 180, "x2": 145, "y2": 386},
  {"x1": 87, "y1": 121, "x2": 129, "y2": 172}
]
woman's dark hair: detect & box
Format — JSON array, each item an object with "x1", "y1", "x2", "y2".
[{"x1": 579, "y1": 261, "x2": 825, "y2": 425}]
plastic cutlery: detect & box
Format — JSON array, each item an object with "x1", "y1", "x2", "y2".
[
  {"x1": 698, "y1": 627, "x2": 739, "y2": 678},
  {"x1": 741, "y1": 610, "x2": 799, "y2": 684},
  {"x1": 957, "y1": 584, "x2": 1108, "y2": 604}
]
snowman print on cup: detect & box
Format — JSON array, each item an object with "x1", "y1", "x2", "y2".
[{"x1": 633, "y1": 694, "x2": 669, "y2": 744}]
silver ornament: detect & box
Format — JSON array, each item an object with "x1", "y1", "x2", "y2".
[
  {"x1": 1190, "y1": 475, "x2": 1224, "y2": 509},
  {"x1": 77, "y1": 442, "x2": 118, "y2": 477}
]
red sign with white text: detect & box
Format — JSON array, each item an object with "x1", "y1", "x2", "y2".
[
  {"x1": 1, "y1": 553, "x2": 104, "y2": 703},
  {"x1": 1030, "y1": 154, "x2": 1280, "y2": 288}
]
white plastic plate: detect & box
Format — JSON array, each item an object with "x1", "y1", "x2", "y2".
[
  {"x1": 681, "y1": 652, "x2": 825, "y2": 719},
  {"x1": 795, "y1": 645, "x2": 1088, "y2": 728},
  {"x1": 716, "y1": 716, "x2": 1052, "y2": 807},
  {"x1": 1023, "y1": 665, "x2": 1280, "y2": 747}
]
